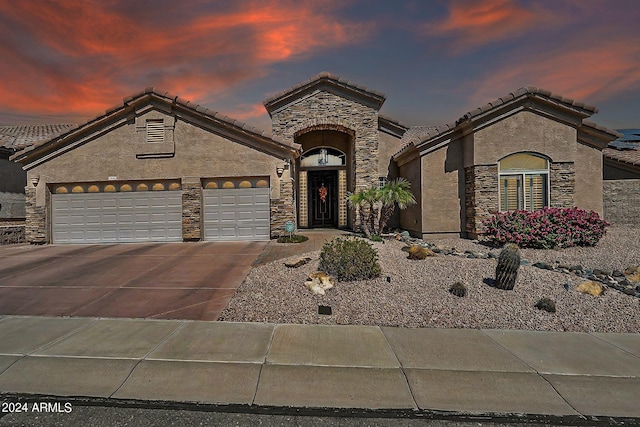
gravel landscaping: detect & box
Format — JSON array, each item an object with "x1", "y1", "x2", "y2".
[{"x1": 219, "y1": 227, "x2": 640, "y2": 333}]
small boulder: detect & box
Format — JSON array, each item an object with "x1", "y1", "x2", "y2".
[
  {"x1": 624, "y1": 266, "x2": 640, "y2": 283},
  {"x1": 285, "y1": 257, "x2": 312, "y2": 268},
  {"x1": 577, "y1": 281, "x2": 604, "y2": 296},
  {"x1": 407, "y1": 245, "x2": 436, "y2": 260},
  {"x1": 534, "y1": 297, "x2": 556, "y2": 313},
  {"x1": 304, "y1": 271, "x2": 335, "y2": 295}
]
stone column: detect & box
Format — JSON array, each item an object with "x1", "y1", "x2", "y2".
[
  {"x1": 25, "y1": 187, "x2": 46, "y2": 244},
  {"x1": 549, "y1": 162, "x2": 575, "y2": 208},
  {"x1": 465, "y1": 165, "x2": 499, "y2": 238},
  {"x1": 270, "y1": 173, "x2": 296, "y2": 238},
  {"x1": 181, "y1": 178, "x2": 202, "y2": 241}
]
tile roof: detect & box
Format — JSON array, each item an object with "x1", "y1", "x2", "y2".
[
  {"x1": 263, "y1": 72, "x2": 386, "y2": 114},
  {"x1": 393, "y1": 86, "x2": 616, "y2": 160},
  {"x1": 13, "y1": 88, "x2": 300, "y2": 162},
  {"x1": 603, "y1": 129, "x2": 640, "y2": 167},
  {"x1": 0, "y1": 124, "x2": 77, "y2": 151}
]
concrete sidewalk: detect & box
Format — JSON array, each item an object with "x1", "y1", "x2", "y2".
[{"x1": 0, "y1": 316, "x2": 638, "y2": 422}]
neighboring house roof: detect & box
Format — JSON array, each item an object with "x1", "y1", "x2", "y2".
[
  {"x1": 0, "y1": 124, "x2": 76, "y2": 151},
  {"x1": 12, "y1": 88, "x2": 301, "y2": 166},
  {"x1": 263, "y1": 72, "x2": 387, "y2": 115},
  {"x1": 393, "y1": 86, "x2": 620, "y2": 160},
  {"x1": 603, "y1": 129, "x2": 640, "y2": 168}
]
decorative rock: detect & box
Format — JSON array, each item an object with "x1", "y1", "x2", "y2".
[
  {"x1": 613, "y1": 270, "x2": 624, "y2": 277},
  {"x1": 407, "y1": 245, "x2": 436, "y2": 260},
  {"x1": 304, "y1": 272, "x2": 334, "y2": 295},
  {"x1": 623, "y1": 288, "x2": 636, "y2": 296},
  {"x1": 577, "y1": 281, "x2": 604, "y2": 296},
  {"x1": 533, "y1": 262, "x2": 550, "y2": 270},
  {"x1": 624, "y1": 266, "x2": 640, "y2": 282},
  {"x1": 285, "y1": 257, "x2": 312, "y2": 268},
  {"x1": 570, "y1": 265, "x2": 583, "y2": 272}
]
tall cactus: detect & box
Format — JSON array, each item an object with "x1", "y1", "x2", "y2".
[{"x1": 495, "y1": 243, "x2": 521, "y2": 290}]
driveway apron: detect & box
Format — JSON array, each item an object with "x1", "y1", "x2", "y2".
[{"x1": 0, "y1": 242, "x2": 266, "y2": 320}]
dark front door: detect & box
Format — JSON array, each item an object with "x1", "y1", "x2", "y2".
[{"x1": 308, "y1": 170, "x2": 338, "y2": 228}]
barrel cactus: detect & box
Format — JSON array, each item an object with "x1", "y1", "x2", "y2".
[{"x1": 495, "y1": 243, "x2": 521, "y2": 290}]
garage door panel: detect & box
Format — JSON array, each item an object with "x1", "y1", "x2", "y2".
[
  {"x1": 203, "y1": 187, "x2": 270, "y2": 241},
  {"x1": 52, "y1": 191, "x2": 182, "y2": 244}
]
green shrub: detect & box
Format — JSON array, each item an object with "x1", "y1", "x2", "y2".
[
  {"x1": 369, "y1": 234, "x2": 383, "y2": 242},
  {"x1": 482, "y1": 207, "x2": 608, "y2": 249},
  {"x1": 319, "y1": 237, "x2": 381, "y2": 282},
  {"x1": 277, "y1": 234, "x2": 309, "y2": 243}
]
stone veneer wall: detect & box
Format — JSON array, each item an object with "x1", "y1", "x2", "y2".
[
  {"x1": 25, "y1": 187, "x2": 46, "y2": 244},
  {"x1": 549, "y1": 162, "x2": 575, "y2": 208},
  {"x1": 0, "y1": 224, "x2": 25, "y2": 245},
  {"x1": 181, "y1": 183, "x2": 201, "y2": 241},
  {"x1": 270, "y1": 177, "x2": 295, "y2": 237},
  {"x1": 464, "y1": 165, "x2": 499, "y2": 237},
  {"x1": 270, "y1": 91, "x2": 379, "y2": 192},
  {"x1": 603, "y1": 180, "x2": 640, "y2": 226}
]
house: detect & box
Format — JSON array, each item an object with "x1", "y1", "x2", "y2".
[
  {"x1": 602, "y1": 129, "x2": 640, "y2": 226},
  {"x1": 10, "y1": 73, "x2": 624, "y2": 244},
  {"x1": 0, "y1": 124, "x2": 75, "y2": 220}
]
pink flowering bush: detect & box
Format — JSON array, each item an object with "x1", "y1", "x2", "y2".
[{"x1": 482, "y1": 207, "x2": 609, "y2": 249}]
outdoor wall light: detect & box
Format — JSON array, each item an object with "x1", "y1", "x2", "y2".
[
  {"x1": 30, "y1": 176, "x2": 39, "y2": 187},
  {"x1": 276, "y1": 166, "x2": 285, "y2": 178}
]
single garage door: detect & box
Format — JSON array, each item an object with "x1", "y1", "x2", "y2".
[
  {"x1": 203, "y1": 186, "x2": 270, "y2": 241},
  {"x1": 52, "y1": 188, "x2": 182, "y2": 244}
]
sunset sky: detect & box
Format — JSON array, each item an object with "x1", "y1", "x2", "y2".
[{"x1": 1, "y1": 0, "x2": 638, "y2": 131}]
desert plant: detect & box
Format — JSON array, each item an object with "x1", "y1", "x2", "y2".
[
  {"x1": 377, "y1": 178, "x2": 416, "y2": 233},
  {"x1": 449, "y1": 281, "x2": 467, "y2": 297},
  {"x1": 319, "y1": 237, "x2": 381, "y2": 282},
  {"x1": 482, "y1": 207, "x2": 609, "y2": 249},
  {"x1": 369, "y1": 234, "x2": 383, "y2": 242},
  {"x1": 534, "y1": 297, "x2": 556, "y2": 313},
  {"x1": 407, "y1": 245, "x2": 435, "y2": 260},
  {"x1": 495, "y1": 243, "x2": 521, "y2": 290}
]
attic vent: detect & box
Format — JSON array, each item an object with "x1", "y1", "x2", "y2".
[{"x1": 146, "y1": 120, "x2": 165, "y2": 143}]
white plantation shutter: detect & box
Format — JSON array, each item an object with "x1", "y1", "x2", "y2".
[
  {"x1": 500, "y1": 175, "x2": 522, "y2": 211},
  {"x1": 146, "y1": 120, "x2": 165, "y2": 143},
  {"x1": 526, "y1": 174, "x2": 546, "y2": 211}
]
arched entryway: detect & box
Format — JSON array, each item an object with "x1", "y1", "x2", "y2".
[{"x1": 295, "y1": 126, "x2": 354, "y2": 229}]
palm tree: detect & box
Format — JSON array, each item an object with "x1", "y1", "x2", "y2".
[
  {"x1": 347, "y1": 190, "x2": 372, "y2": 237},
  {"x1": 348, "y1": 178, "x2": 416, "y2": 238},
  {"x1": 377, "y1": 178, "x2": 416, "y2": 234}
]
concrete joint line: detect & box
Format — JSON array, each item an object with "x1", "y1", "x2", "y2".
[
  {"x1": 28, "y1": 317, "x2": 100, "y2": 356},
  {"x1": 588, "y1": 332, "x2": 640, "y2": 361},
  {"x1": 379, "y1": 326, "x2": 419, "y2": 410},
  {"x1": 479, "y1": 329, "x2": 584, "y2": 417},
  {"x1": 109, "y1": 320, "x2": 189, "y2": 399},
  {"x1": 252, "y1": 324, "x2": 278, "y2": 405}
]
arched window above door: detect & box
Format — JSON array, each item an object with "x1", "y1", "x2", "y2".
[{"x1": 300, "y1": 147, "x2": 346, "y2": 167}]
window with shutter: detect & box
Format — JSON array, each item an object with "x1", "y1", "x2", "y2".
[
  {"x1": 146, "y1": 120, "x2": 165, "y2": 144},
  {"x1": 499, "y1": 153, "x2": 549, "y2": 212}
]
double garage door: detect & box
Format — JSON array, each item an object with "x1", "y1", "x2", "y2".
[
  {"x1": 52, "y1": 191, "x2": 182, "y2": 244},
  {"x1": 51, "y1": 182, "x2": 270, "y2": 244}
]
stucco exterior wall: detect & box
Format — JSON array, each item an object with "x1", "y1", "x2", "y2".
[
  {"x1": 398, "y1": 154, "x2": 421, "y2": 236},
  {"x1": 421, "y1": 142, "x2": 464, "y2": 236},
  {"x1": 378, "y1": 132, "x2": 402, "y2": 178},
  {"x1": 471, "y1": 111, "x2": 577, "y2": 165},
  {"x1": 573, "y1": 142, "x2": 603, "y2": 214},
  {"x1": 24, "y1": 110, "x2": 291, "y2": 242}
]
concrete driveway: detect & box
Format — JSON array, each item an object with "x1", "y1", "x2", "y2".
[{"x1": 0, "y1": 241, "x2": 267, "y2": 320}]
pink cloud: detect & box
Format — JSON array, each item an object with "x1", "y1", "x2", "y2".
[
  {"x1": 0, "y1": 0, "x2": 371, "y2": 119},
  {"x1": 425, "y1": 0, "x2": 557, "y2": 53},
  {"x1": 466, "y1": 37, "x2": 640, "y2": 108}
]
